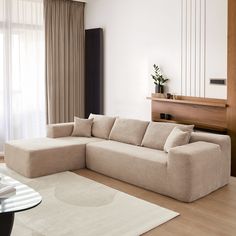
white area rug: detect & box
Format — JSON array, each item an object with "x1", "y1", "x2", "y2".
[{"x1": 0, "y1": 164, "x2": 179, "y2": 236}]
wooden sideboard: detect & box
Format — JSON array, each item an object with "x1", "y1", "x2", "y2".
[{"x1": 147, "y1": 94, "x2": 227, "y2": 133}]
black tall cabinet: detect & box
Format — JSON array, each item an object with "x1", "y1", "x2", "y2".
[{"x1": 85, "y1": 28, "x2": 104, "y2": 118}]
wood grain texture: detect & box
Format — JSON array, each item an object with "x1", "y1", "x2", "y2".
[
  {"x1": 0, "y1": 152, "x2": 4, "y2": 162},
  {"x1": 227, "y1": 0, "x2": 236, "y2": 176},
  {"x1": 74, "y1": 169, "x2": 236, "y2": 236},
  {"x1": 148, "y1": 95, "x2": 227, "y2": 132},
  {"x1": 147, "y1": 95, "x2": 227, "y2": 107}
]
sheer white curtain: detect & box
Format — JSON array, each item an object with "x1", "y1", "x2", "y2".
[{"x1": 0, "y1": 0, "x2": 46, "y2": 152}]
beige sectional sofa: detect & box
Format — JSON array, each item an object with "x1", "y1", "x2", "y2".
[{"x1": 4, "y1": 115, "x2": 231, "y2": 202}]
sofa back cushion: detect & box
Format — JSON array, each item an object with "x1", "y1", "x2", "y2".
[
  {"x1": 88, "y1": 114, "x2": 116, "y2": 139},
  {"x1": 141, "y1": 122, "x2": 194, "y2": 150},
  {"x1": 109, "y1": 118, "x2": 149, "y2": 146}
]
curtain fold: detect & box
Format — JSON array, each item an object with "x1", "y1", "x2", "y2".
[
  {"x1": 0, "y1": 0, "x2": 46, "y2": 152},
  {"x1": 44, "y1": 0, "x2": 85, "y2": 124}
]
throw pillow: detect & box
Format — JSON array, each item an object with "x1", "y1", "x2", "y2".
[
  {"x1": 164, "y1": 127, "x2": 192, "y2": 153},
  {"x1": 178, "y1": 124, "x2": 194, "y2": 132},
  {"x1": 71, "y1": 117, "x2": 94, "y2": 137}
]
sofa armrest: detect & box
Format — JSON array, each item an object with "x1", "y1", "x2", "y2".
[
  {"x1": 190, "y1": 132, "x2": 231, "y2": 184},
  {"x1": 47, "y1": 122, "x2": 74, "y2": 138},
  {"x1": 167, "y1": 141, "x2": 224, "y2": 202},
  {"x1": 190, "y1": 132, "x2": 231, "y2": 161}
]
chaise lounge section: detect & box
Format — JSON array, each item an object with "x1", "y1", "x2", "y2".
[
  {"x1": 4, "y1": 115, "x2": 231, "y2": 202},
  {"x1": 4, "y1": 136, "x2": 103, "y2": 178}
]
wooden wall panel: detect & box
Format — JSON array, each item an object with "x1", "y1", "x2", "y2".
[
  {"x1": 227, "y1": 0, "x2": 236, "y2": 176},
  {"x1": 148, "y1": 95, "x2": 227, "y2": 133},
  {"x1": 152, "y1": 102, "x2": 226, "y2": 130}
]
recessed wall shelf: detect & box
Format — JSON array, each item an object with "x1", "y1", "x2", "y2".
[
  {"x1": 153, "y1": 119, "x2": 227, "y2": 133},
  {"x1": 147, "y1": 95, "x2": 227, "y2": 108},
  {"x1": 147, "y1": 94, "x2": 227, "y2": 133}
]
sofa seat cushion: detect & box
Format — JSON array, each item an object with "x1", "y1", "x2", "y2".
[
  {"x1": 109, "y1": 118, "x2": 149, "y2": 146},
  {"x1": 5, "y1": 137, "x2": 103, "y2": 178},
  {"x1": 86, "y1": 140, "x2": 168, "y2": 194}
]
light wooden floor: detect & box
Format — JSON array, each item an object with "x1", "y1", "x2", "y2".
[
  {"x1": 74, "y1": 169, "x2": 236, "y2": 236},
  {"x1": 1, "y1": 157, "x2": 235, "y2": 235}
]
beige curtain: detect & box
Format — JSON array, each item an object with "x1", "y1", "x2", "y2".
[{"x1": 44, "y1": 0, "x2": 85, "y2": 124}]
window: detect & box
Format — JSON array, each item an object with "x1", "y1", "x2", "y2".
[{"x1": 0, "y1": 0, "x2": 45, "y2": 151}]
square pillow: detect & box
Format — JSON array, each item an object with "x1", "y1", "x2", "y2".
[
  {"x1": 164, "y1": 126, "x2": 193, "y2": 153},
  {"x1": 88, "y1": 114, "x2": 116, "y2": 139},
  {"x1": 71, "y1": 117, "x2": 93, "y2": 137}
]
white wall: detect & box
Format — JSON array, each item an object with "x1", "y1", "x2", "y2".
[
  {"x1": 205, "y1": 0, "x2": 227, "y2": 98},
  {"x1": 85, "y1": 0, "x2": 227, "y2": 120}
]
